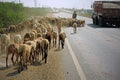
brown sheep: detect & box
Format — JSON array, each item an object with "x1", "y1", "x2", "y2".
[
  {"x1": 29, "y1": 32, "x2": 36, "y2": 41},
  {"x1": 57, "y1": 22, "x2": 62, "y2": 34},
  {"x1": 36, "y1": 38, "x2": 49, "y2": 63},
  {"x1": 6, "y1": 43, "x2": 19, "y2": 67},
  {"x1": 18, "y1": 44, "x2": 34, "y2": 73},
  {"x1": 37, "y1": 33, "x2": 42, "y2": 38},
  {"x1": 59, "y1": 32, "x2": 66, "y2": 49},
  {"x1": 25, "y1": 41, "x2": 37, "y2": 63},
  {"x1": 23, "y1": 33, "x2": 31, "y2": 43},
  {"x1": 45, "y1": 31, "x2": 52, "y2": 49},
  {"x1": 52, "y1": 31, "x2": 57, "y2": 47},
  {"x1": 9, "y1": 25, "x2": 16, "y2": 32}
]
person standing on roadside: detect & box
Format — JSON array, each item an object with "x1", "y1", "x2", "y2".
[{"x1": 72, "y1": 11, "x2": 77, "y2": 19}]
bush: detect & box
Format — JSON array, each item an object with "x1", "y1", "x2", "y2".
[{"x1": 0, "y1": 2, "x2": 24, "y2": 28}]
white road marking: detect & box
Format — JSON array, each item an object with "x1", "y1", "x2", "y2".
[{"x1": 66, "y1": 38, "x2": 87, "y2": 80}]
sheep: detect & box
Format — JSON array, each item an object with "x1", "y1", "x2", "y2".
[
  {"x1": 73, "y1": 22, "x2": 78, "y2": 33},
  {"x1": 32, "y1": 30, "x2": 37, "y2": 38},
  {"x1": 57, "y1": 21, "x2": 62, "y2": 34},
  {"x1": 52, "y1": 31, "x2": 57, "y2": 47},
  {"x1": 18, "y1": 44, "x2": 34, "y2": 73},
  {"x1": 0, "y1": 28, "x2": 9, "y2": 34},
  {"x1": 29, "y1": 32, "x2": 36, "y2": 41},
  {"x1": 41, "y1": 26, "x2": 47, "y2": 34},
  {"x1": 6, "y1": 43, "x2": 19, "y2": 67},
  {"x1": 14, "y1": 34, "x2": 22, "y2": 44},
  {"x1": 9, "y1": 25, "x2": 16, "y2": 32},
  {"x1": 59, "y1": 32, "x2": 66, "y2": 49},
  {"x1": 0, "y1": 34, "x2": 10, "y2": 54},
  {"x1": 42, "y1": 39, "x2": 49, "y2": 63},
  {"x1": 81, "y1": 20, "x2": 85, "y2": 27},
  {"x1": 36, "y1": 27, "x2": 42, "y2": 33},
  {"x1": 37, "y1": 33, "x2": 42, "y2": 38},
  {"x1": 45, "y1": 31, "x2": 52, "y2": 49},
  {"x1": 23, "y1": 33, "x2": 31, "y2": 43},
  {"x1": 36, "y1": 38, "x2": 49, "y2": 63},
  {"x1": 25, "y1": 41, "x2": 37, "y2": 63},
  {"x1": 35, "y1": 37, "x2": 43, "y2": 61}
]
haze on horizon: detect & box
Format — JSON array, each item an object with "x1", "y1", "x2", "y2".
[{"x1": 0, "y1": 0, "x2": 119, "y2": 9}]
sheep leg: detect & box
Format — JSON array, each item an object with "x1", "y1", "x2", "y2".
[
  {"x1": 41, "y1": 49, "x2": 44, "y2": 61},
  {"x1": 49, "y1": 42, "x2": 51, "y2": 49},
  {"x1": 41, "y1": 51, "x2": 44, "y2": 61},
  {"x1": 32, "y1": 50, "x2": 36, "y2": 63},
  {"x1": 15, "y1": 53, "x2": 19, "y2": 65},
  {"x1": 58, "y1": 39, "x2": 60, "y2": 49},
  {"x1": 44, "y1": 51, "x2": 48, "y2": 63},
  {"x1": 61, "y1": 40, "x2": 64, "y2": 49},
  {"x1": 18, "y1": 61, "x2": 23, "y2": 73},
  {"x1": 55, "y1": 39, "x2": 57, "y2": 47},
  {"x1": 11, "y1": 52, "x2": 15, "y2": 65},
  {"x1": 6, "y1": 54, "x2": 9, "y2": 67}
]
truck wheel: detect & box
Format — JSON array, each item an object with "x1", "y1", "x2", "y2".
[
  {"x1": 93, "y1": 18, "x2": 95, "y2": 24},
  {"x1": 95, "y1": 17, "x2": 98, "y2": 25},
  {"x1": 98, "y1": 17, "x2": 103, "y2": 26}
]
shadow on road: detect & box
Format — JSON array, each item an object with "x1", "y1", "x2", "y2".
[
  {"x1": 33, "y1": 61, "x2": 43, "y2": 66},
  {"x1": 87, "y1": 24, "x2": 120, "y2": 28},
  {"x1": 7, "y1": 70, "x2": 18, "y2": 77}
]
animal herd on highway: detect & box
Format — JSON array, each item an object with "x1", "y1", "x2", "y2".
[{"x1": 0, "y1": 16, "x2": 85, "y2": 73}]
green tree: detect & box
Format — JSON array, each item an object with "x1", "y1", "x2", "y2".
[{"x1": 0, "y1": 2, "x2": 24, "y2": 28}]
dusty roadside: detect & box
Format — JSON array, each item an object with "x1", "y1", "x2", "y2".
[
  {"x1": 0, "y1": 46, "x2": 64, "y2": 80},
  {"x1": 0, "y1": 23, "x2": 64, "y2": 80}
]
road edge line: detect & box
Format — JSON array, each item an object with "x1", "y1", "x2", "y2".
[{"x1": 66, "y1": 38, "x2": 87, "y2": 80}]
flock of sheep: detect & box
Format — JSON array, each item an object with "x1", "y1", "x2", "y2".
[{"x1": 0, "y1": 16, "x2": 85, "y2": 73}]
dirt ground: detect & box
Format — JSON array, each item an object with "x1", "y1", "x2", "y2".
[{"x1": 0, "y1": 25, "x2": 64, "y2": 80}]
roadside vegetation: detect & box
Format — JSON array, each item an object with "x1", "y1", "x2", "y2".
[
  {"x1": 0, "y1": 2, "x2": 24, "y2": 28},
  {"x1": 0, "y1": 2, "x2": 52, "y2": 29}
]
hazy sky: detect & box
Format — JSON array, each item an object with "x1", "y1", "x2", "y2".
[
  {"x1": 19, "y1": 0, "x2": 94, "y2": 9},
  {"x1": 0, "y1": 0, "x2": 119, "y2": 9}
]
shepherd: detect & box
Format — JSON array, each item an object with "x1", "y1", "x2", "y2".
[{"x1": 72, "y1": 11, "x2": 77, "y2": 19}]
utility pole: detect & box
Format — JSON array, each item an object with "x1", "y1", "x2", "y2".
[
  {"x1": 19, "y1": 0, "x2": 20, "y2": 3},
  {"x1": 34, "y1": 0, "x2": 37, "y2": 7}
]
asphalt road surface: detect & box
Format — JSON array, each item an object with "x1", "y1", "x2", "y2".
[{"x1": 54, "y1": 12, "x2": 120, "y2": 80}]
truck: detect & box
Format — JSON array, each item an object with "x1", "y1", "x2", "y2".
[{"x1": 92, "y1": 1, "x2": 120, "y2": 26}]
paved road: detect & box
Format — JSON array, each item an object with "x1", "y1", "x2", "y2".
[{"x1": 54, "y1": 12, "x2": 120, "y2": 80}]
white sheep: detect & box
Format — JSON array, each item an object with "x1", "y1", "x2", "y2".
[
  {"x1": 0, "y1": 34, "x2": 10, "y2": 54},
  {"x1": 73, "y1": 22, "x2": 77, "y2": 33},
  {"x1": 14, "y1": 34, "x2": 22, "y2": 44}
]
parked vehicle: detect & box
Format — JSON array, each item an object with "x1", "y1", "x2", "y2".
[{"x1": 92, "y1": 1, "x2": 120, "y2": 26}]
